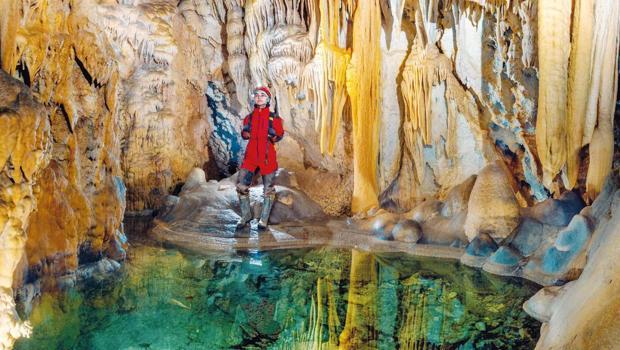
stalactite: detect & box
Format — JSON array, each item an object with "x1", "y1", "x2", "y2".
[
  {"x1": 535, "y1": 0, "x2": 572, "y2": 187},
  {"x1": 585, "y1": 0, "x2": 619, "y2": 202},
  {"x1": 225, "y1": 0, "x2": 250, "y2": 103},
  {"x1": 300, "y1": 0, "x2": 350, "y2": 155},
  {"x1": 400, "y1": 38, "x2": 450, "y2": 181},
  {"x1": 564, "y1": 0, "x2": 594, "y2": 190},
  {"x1": 401, "y1": 41, "x2": 448, "y2": 147},
  {"x1": 0, "y1": 0, "x2": 20, "y2": 73},
  {"x1": 346, "y1": 0, "x2": 382, "y2": 213}
]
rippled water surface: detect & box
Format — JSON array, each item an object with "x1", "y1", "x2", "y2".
[{"x1": 15, "y1": 243, "x2": 540, "y2": 349}]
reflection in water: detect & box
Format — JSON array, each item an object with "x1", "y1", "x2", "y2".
[{"x1": 15, "y1": 244, "x2": 540, "y2": 350}]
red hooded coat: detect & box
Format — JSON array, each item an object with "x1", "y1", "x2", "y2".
[{"x1": 240, "y1": 106, "x2": 284, "y2": 175}]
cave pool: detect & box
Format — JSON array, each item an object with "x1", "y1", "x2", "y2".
[{"x1": 15, "y1": 242, "x2": 540, "y2": 349}]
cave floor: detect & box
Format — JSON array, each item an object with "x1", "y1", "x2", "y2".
[{"x1": 151, "y1": 218, "x2": 464, "y2": 259}]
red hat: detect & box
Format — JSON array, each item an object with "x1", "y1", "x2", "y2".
[{"x1": 255, "y1": 86, "x2": 271, "y2": 98}]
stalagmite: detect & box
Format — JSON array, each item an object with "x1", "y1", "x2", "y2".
[
  {"x1": 585, "y1": 0, "x2": 619, "y2": 202},
  {"x1": 564, "y1": 0, "x2": 594, "y2": 190},
  {"x1": 536, "y1": 0, "x2": 572, "y2": 187},
  {"x1": 346, "y1": 0, "x2": 382, "y2": 213}
]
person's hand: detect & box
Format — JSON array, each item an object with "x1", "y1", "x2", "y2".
[
  {"x1": 268, "y1": 127, "x2": 276, "y2": 137},
  {"x1": 242, "y1": 131, "x2": 250, "y2": 140}
]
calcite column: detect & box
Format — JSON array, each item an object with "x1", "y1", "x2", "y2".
[
  {"x1": 536, "y1": 0, "x2": 572, "y2": 187},
  {"x1": 346, "y1": 0, "x2": 382, "y2": 213},
  {"x1": 584, "y1": 0, "x2": 620, "y2": 201}
]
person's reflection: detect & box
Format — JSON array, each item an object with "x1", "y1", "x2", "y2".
[{"x1": 339, "y1": 250, "x2": 378, "y2": 349}]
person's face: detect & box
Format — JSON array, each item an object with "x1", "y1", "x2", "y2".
[{"x1": 254, "y1": 91, "x2": 269, "y2": 107}]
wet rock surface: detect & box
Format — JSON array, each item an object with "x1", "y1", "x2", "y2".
[{"x1": 464, "y1": 162, "x2": 521, "y2": 243}]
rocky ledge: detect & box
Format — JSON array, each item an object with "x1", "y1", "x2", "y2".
[{"x1": 150, "y1": 163, "x2": 598, "y2": 288}]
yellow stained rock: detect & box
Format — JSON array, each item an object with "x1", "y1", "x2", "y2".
[
  {"x1": 585, "y1": 0, "x2": 619, "y2": 202},
  {"x1": 346, "y1": 0, "x2": 382, "y2": 213},
  {"x1": 564, "y1": 0, "x2": 594, "y2": 190},
  {"x1": 536, "y1": 0, "x2": 572, "y2": 187}
]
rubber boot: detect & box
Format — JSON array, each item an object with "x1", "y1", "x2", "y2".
[
  {"x1": 236, "y1": 194, "x2": 252, "y2": 229},
  {"x1": 257, "y1": 193, "x2": 275, "y2": 230}
]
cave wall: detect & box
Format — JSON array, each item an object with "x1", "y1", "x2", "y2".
[
  {"x1": 0, "y1": 0, "x2": 619, "y2": 347},
  {"x1": 0, "y1": 71, "x2": 49, "y2": 350},
  {"x1": 0, "y1": 0, "x2": 617, "y2": 284}
]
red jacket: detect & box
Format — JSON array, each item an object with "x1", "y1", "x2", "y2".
[{"x1": 240, "y1": 106, "x2": 284, "y2": 175}]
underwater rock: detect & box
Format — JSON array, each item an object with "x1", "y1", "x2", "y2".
[
  {"x1": 15, "y1": 282, "x2": 40, "y2": 317},
  {"x1": 76, "y1": 258, "x2": 122, "y2": 283},
  {"x1": 521, "y1": 191, "x2": 586, "y2": 227},
  {"x1": 391, "y1": 219, "x2": 422, "y2": 243},
  {"x1": 464, "y1": 162, "x2": 521, "y2": 243}
]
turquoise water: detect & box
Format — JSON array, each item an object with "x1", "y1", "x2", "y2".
[{"x1": 15, "y1": 244, "x2": 540, "y2": 349}]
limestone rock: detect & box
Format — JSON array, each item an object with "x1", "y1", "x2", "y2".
[
  {"x1": 461, "y1": 232, "x2": 499, "y2": 268},
  {"x1": 464, "y1": 162, "x2": 521, "y2": 243},
  {"x1": 352, "y1": 210, "x2": 400, "y2": 239},
  {"x1": 526, "y1": 176, "x2": 620, "y2": 349},
  {"x1": 391, "y1": 220, "x2": 421, "y2": 243},
  {"x1": 267, "y1": 187, "x2": 326, "y2": 225},
  {"x1": 0, "y1": 289, "x2": 33, "y2": 350},
  {"x1": 507, "y1": 217, "x2": 546, "y2": 257},
  {"x1": 440, "y1": 175, "x2": 477, "y2": 217},
  {"x1": 408, "y1": 200, "x2": 442, "y2": 223},
  {"x1": 538, "y1": 215, "x2": 592, "y2": 276},
  {"x1": 182, "y1": 168, "x2": 208, "y2": 193},
  {"x1": 106, "y1": 230, "x2": 128, "y2": 262},
  {"x1": 157, "y1": 169, "x2": 326, "y2": 234},
  {"x1": 0, "y1": 71, "x2": 50, "y2": 349},
  {"x1": 483, "y1": 246, "x2": 523, "y2": 276},
  {"x1": 521, "y1": 191, "x2": 585, "y2": 227},
  {"x1": 418, "y1": 212, "x2": 468, "y2": 246},
  {"x1": 523, "y1": 284, "x2": 568, "y2": 323}
]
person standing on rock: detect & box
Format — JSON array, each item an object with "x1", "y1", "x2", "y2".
[{"x1": 236, "y1": 86, "x2": 284, "y2": 230}]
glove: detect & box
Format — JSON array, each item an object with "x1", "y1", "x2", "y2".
[
  {"x1": 268, "y1": 127, "x2": 276, "y2": 137},
  {"x1": 242, "y1": 125, "x2": 251, "y2": 140}
]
